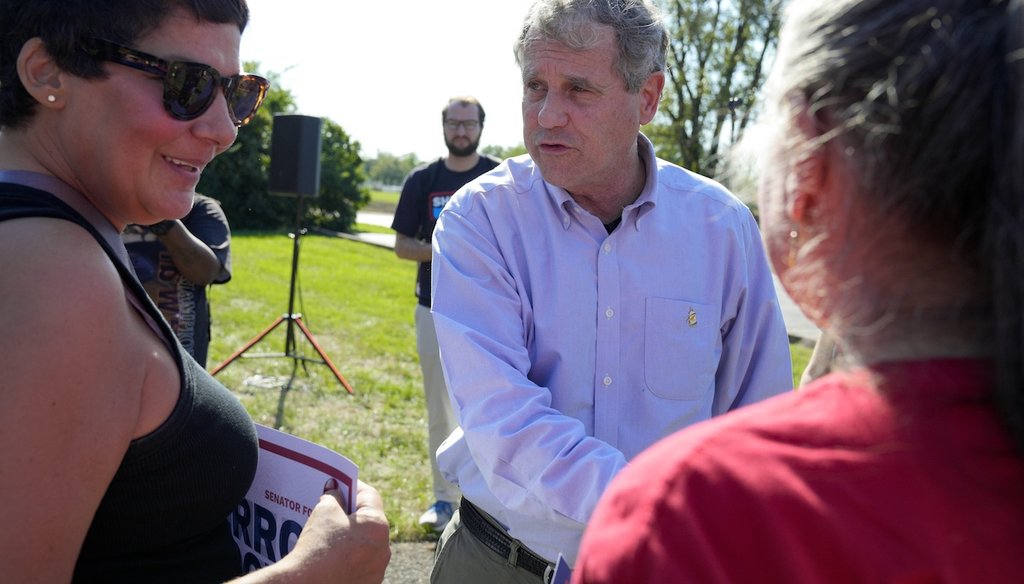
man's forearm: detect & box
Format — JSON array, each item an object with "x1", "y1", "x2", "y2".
[
  {"x1": 154, "y1": 221, "x2": 222, "y2": 284},
  {"x1": 394, "y1": 234, "x2": 432, "y2": 262}
]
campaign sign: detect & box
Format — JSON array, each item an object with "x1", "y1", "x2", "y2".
[{"x1": 230, "y1": 424, "x2": 358, "y2": 572}]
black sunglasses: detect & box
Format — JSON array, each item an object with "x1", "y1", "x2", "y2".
[{"x1": 82, "y1": 38, "x2": 269, "y2": 127}]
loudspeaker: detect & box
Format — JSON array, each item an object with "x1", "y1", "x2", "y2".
[{"x1": 268, "y1": 114, "x2": 323, "y2": 197}]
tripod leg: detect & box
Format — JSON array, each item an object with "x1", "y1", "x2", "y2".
[
  {"x1": 210, "y1": 316, "x2": 287, "y2": 376},
  {"x1": 293, "y1": 316, "x2": 355, "y2": 394}
]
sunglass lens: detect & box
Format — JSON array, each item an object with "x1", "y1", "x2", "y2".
[
  {"x1": 229, "y1": 76, "x2": 269, "y2": 126},
  {"x1": 165, "y1": 62, "x2": 218, "y2": 120}
]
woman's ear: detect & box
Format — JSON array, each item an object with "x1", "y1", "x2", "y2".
[
  {"x1": 785, "y1": 100, "x2": 831, "y2": 227},
  {"x1": 17, "y1": 37, "x2": 66, "y2": 108},
  {"x1": 788, "y1": 151, "x2": 825, "y2": 225}
]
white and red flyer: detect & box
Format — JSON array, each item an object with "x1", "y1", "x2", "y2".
[{"x1": 230, "y1": 424, "x2": 358, "y2": 571}]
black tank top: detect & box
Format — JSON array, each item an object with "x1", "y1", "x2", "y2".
[{"x1": 0, "y1": 184, "x2": 259, "y2": 583}]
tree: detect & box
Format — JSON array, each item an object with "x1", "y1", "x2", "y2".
[
  {"x1": 481, "y1": 143, "x2": 528, "y2": 160},
  {"x1": 198, "y1": 69, "x2": 291, "y2": 230},
  {"x1": 364, "y1": 152, "x2": 420, "y2": 187},
  {"x1": 649, "y1": 0, "x2": 780, "y2": 179},
  {"x1": 305, "y1": 119, "x2": 369, "y2": 232},
  {"x1": 364, "y1": 144, "x2": 527, "y2": 189},
  {"x1": 198, "y1": 65, "x2": 369, "y2": 232}
]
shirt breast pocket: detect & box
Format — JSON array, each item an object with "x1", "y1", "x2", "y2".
[{"x1": 644, "y1": 297, "x2": 717, "y2": 400}]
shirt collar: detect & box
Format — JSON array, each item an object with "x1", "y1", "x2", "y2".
[{"x1": 547, "y1": 133, "x2": 659, "y2": 232}]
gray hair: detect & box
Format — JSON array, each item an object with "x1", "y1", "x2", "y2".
[
  {"x1": 764, "y1": 0, "x2": 1012, "y2": 250},
  {"x1": 760, "y1": 0, "x2": 1024, "y2": 453},
  {"x1": 513, "y1": 0, "x2": 668, "y2": 93}
]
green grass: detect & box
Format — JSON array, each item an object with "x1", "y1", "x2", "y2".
[
  {"x1": 790, "y1": 340, "x2": 812, "y2": 388},
  {"x1": 209, "y1": 232, "x2": 429, "y2": 541},
  {"x1": 364, "y1": 189, "x2": 399, "y2": 214},
  {"x1": 353, "y1": 222, "x2": 393, "y2": 235},
  {"x1": 210, "y1": 232, "x2": 813, "y2": 542}
]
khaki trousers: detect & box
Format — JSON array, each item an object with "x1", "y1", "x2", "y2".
[
  {"x1": 415, "y1": 304, "x2": 461, "y2": 503},
  {"x1": 430, "y1": 507, "x2": 548, "y2": 584}
]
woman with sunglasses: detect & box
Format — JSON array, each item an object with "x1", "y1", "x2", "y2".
[
  {"x1": 572, "y1": 0, "x2": 1024, "y2": 582},
  {"x1": 0, "y1": 1, "x2": 389, "y2": 582}
]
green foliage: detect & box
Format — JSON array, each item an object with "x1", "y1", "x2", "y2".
[
  {"x1": 304, "y1": 119, "x2": 370, "y2": 232},
  {"x1": 481, "y1": 143, "x2": 528, "y2": 160},
  {"x1": 199, "y1": 65, "x2": 368, "y2": 232},
  {"x1": 363, "y1": 145, "x2": 527, "y2": 193},
  {"x1": 364, "y1": 151, "x2": 421, "y2": 187},
  {"x1": 651, "y1": 0, "x2": 781, "y2": 179},
  {"x1": 198, "y1": 71, "x2": 287, "y2": 230}
]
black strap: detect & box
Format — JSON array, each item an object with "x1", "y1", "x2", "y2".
[
  {"x1": 459, "y1": 498, "x2": 553, "y2": 580},
  {"x1": 0, "y1": 185, "x2": 176, "y2": 347},
  {"x1": 0, "y1": 185, "x2": 124, "y2": 273}
]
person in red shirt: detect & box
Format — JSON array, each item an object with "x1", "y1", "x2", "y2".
[{"x1": 572, "y1": 0, "x2": 1024, "y2": 582}]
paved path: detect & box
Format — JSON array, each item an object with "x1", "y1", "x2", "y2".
[
  {"x1": 357, "y1": 211, "x2": 396, "y2": 229},
  {"x1": 353, "y1": 212, "x2": 820, "y2": 343},
  {"x1": 383, "y1": 542, "x2": 433, "y2": 584}
]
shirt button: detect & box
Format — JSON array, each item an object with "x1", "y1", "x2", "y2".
[
  {"x1": 605, "y1": 308, "x2": 614, "y2": 319},
  {"x1": 603, "y1": 376, "x2": 612, "y2": 387}
]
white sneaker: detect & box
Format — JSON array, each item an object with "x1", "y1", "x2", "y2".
[{"x1": 418, "y1": 500, "x2": 455, "y2": 533}]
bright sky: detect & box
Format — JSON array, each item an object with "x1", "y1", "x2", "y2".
[{"x1": 241, "y1": 0, "x2": 537, "y2": 162}]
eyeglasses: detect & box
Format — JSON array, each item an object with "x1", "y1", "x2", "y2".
[
  {"x1": 444, "y1": 120, "x2": 480, "y2": 131},
  {"x1": 82, "y1": 38, "x2": 270, "y2": 127}
]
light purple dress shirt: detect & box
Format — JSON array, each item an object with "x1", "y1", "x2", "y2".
[{"x1": 431, "y1": 135, "x2": 793, "y2": 564}]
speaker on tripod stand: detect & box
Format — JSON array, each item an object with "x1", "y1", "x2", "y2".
[{"x1": 211, "y1": 114, "x2": 353, "y2": 397}]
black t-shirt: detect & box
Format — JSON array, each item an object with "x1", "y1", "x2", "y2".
[
  {"x1": 391, "y1": 155, "x2": 500, "y2": 307},
  {"x1": 123, "y1": 194, "x2": 232, "y2": 367}
]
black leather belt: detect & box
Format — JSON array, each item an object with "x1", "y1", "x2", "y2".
[{"x1": 459, "y1": 498, "x2": 554, "y2": 580}]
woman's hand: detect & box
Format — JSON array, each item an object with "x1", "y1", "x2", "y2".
[{"x1": 233, "y1": 480, "x2": 391, "y2": 584}]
